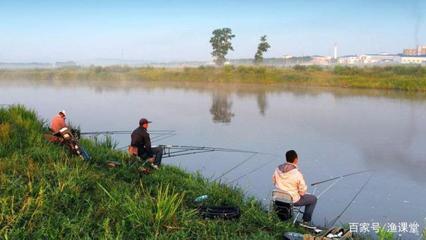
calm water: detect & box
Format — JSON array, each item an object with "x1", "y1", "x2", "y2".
[{"x1": 1, "y1": 79, "x2": 426, "y2": 237}]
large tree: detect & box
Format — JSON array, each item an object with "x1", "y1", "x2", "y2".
[
  {"x1": 254, "y1": 35, "x2": 271, "y2": 64},
  {"x1": 210, "y1": 28, "x2": 235, "y2": 66}
]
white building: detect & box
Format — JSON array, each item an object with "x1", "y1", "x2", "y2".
[
  {"x1": 359, "y1": 54, "x2": 400, "y2": 64},
  {"x1": 401, "y1": 56, "x2": 426, "y2": 64},
  {"x1": 337, "y1": 55, "x2": 360, "y2": 65},
  {"x1": 338, "y1": 54, "x2": 400, "y2": 65}
]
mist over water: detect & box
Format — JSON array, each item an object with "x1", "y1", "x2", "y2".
[{"x1": 1, "y1": 79, "x2": 426, "y2": 237}]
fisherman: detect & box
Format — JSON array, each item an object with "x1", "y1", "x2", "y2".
[
  {"x1": 272, "y1": 150, "x2": 317, "y2": 228},
  {"x1": 50, "y1": 110, "x2": 68, "y2": 133},
  {"x1": 130, "y1": 118, "x2": 163, "y2": 169}
]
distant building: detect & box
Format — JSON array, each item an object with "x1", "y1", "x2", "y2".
[
  {"x1": 359, "y1": 54, "x2": 400, "y2": 64},
  {"x1": 403, "y1": 48, "x2": 418, "y2": 56},
  {"x1": 337, "y1": 55, "x2": 360, "y2": 65},
  {"x1": 401, "y1": 56, "x2": 426, "y2": 64},
  {"x1": 418, "y1": 45, "x2": 426, "y2": 55},
  {"x1": 402, "y1": 45, "x2": 426, "y2": 56},
  {"x1": 310, "y1": 55, "x2": 332, "y2": 65}
]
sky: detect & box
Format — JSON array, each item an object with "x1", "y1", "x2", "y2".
[{"x1": 0, "y1": 0, "x2": 425, "y2": 62}]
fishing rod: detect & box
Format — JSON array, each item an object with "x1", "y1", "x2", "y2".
[
  {"x1": 310, "y1": 170, "x2": 372, "y2": 201},
  {"x1": 160, "y1": 145, "x2": 264, "y2": 159},
  {"x1": 327, "y1": 174, "x2": 373, "y2": 227},
  {"x1": 228, "y1": 154, "x2": 281, "y2": 184},
  {"x1": 311, "y1": 170, "x2": 372, "y2": 187},
  {"x1": 80, "y1": 130, "x2": 175, "y2": 136},
  {"x1": 213, "y1": 153, "x2": 258, "y2": 182}
]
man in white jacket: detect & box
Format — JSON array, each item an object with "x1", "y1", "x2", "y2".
[{"x1": 272, "y1": 150, "x2": 317, "y2": 226}]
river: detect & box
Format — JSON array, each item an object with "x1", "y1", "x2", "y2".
[{"x1": 1, "y1": 79, "x2": 425, "y2": 238}]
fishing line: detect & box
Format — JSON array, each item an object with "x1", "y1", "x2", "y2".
[
  {"x1": 150, "y1": 133, "x2": 176, "y2": 142},
  {"x1": 213, "y1": 153, "x2": 258, "y2": 182},
  {"x1": 315, "y1": 177, "x2": 343, "y2": 200},
  {"x1": 228, "y1": 156, "x2": 279, "y2": 184},
  {"x1": 327, "y1": 174, "x2": 373, "y2": 227}
]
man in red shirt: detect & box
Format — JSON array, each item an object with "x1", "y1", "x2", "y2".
[{"x1": 50, "y1": 110, "x2": 67, "y2": 133}]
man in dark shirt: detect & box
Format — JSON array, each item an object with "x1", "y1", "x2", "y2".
[{"x1": 131, "y1": 118, "x2": 163, "y2": 168}]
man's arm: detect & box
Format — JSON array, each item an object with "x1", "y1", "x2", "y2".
[
  {"x1": 298, "y1": 173, "x2": 308, "y2": 196},
  {"x1": 143, "y1": 131, "x2": 152, "y2": 154}
]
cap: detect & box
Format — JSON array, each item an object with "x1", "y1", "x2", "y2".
[
  {"x1": 59, "y1": 110, "x2": 67, "y2": 116},
  {"x1": 139, "y1": 118, "x2": 152, "y2": 125}
]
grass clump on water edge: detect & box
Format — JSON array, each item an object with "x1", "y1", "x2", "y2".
[{"x1": 0, "y1": 105, "x2": 301, "y2": 239}]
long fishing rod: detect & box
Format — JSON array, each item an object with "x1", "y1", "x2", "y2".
[
  {"x1": 165, "y1": 145, "x2": 261, "y2": 154},
  {"x1": 327, "y1": 174, "x2": 373, "y2": 227},
  {"x1": 213, "y1": 153, "x2": 258, "y2": 182},
  {"x1": 80, "y1": 130, "x2": 175, "y2": 136},
  {"x1": 162, "y1": 148, "x2": 216, "y2": 158},
  {"x1": 228, "y1": 154, "x2": 281, "y2": 184},
  {"x1": 310, "y1": 170, "x2": 372, "y2": 202},
  {"x1": 311, "y1": 170, "x2": 372, "y2": 186},
  {"x1": 160, "y1": 145, "x2": 264, "y2": 159}
]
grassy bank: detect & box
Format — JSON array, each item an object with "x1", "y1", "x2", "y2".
[
  {"x1": 1, "y1": 65, "x2": 426, "y2": 91},
  {"x1": 0, "y1": 105, "x2": 299, "y2": 239}
]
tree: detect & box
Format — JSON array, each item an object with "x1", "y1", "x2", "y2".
[
  {"x1": 254, "y1": 35, "x2": 271, "y2": 64},
  {"x1": 210, "y1": 28, "x2": 235, "y2": 66}
]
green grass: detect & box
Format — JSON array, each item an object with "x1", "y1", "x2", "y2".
[
  {"x1": 0, "y1": 105, "x2": 301, "y2": 239},
  {"x1": 1, "y1": 65, "x2": 426, "y2": 91}
]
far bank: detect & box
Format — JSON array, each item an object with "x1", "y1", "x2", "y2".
[{"x1": 1, "y1": 65, "x2": 426, "y2": 92}]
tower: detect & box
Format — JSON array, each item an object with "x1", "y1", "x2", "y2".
[{"x1": 334, "y1": 43, "x2": 338, "y2": 59}]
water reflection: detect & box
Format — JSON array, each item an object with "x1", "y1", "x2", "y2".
[
  {"x1": 210, "y1": 93, "x2": 235, "y2": 123},
  {"x1": 256, "y1": 92, "x2": 268, "y2": 116}
]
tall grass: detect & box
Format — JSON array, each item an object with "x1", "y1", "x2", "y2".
[{"x1": 1, "y1": 65, "x2": 426, "y2": 91}]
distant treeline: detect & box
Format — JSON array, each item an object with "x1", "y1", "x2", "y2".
[{"x1": 1, "y1": 65, "x2": 426, "y2": 91}]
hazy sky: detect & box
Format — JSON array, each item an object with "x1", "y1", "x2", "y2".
[{"x1": 1, "y1": 0, "x2": 425, "y2": 62}]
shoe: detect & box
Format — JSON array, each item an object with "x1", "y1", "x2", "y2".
[
  {"x1": 299, "y1": 221, "x2": 317, "y2": 229},
  {"x1": 150, "y1": 163, "x2": 159, "y2": 170}
]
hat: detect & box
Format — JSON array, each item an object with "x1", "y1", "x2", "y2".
[
  {"x1": 59, "y1": 110, "x2": 67, "y2": 116},
  {"x1": 139, "y1": 118, "x2": 152, "y2": 125}
]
